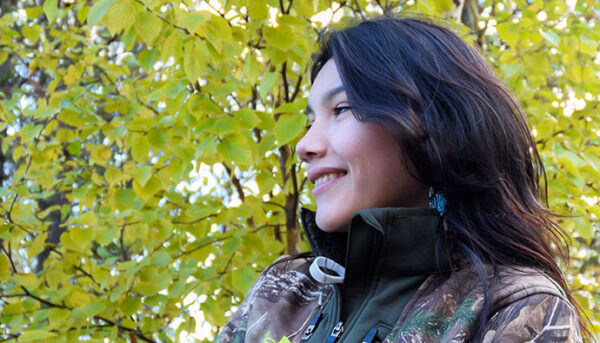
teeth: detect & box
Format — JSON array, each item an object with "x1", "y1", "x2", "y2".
[{"x1": 314, "y1": 173, "x2": 343, "y2": 187}]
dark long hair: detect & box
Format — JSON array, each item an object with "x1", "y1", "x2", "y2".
[{"x1": 310, "y1": 16, "x2": 589, "y2": 339}]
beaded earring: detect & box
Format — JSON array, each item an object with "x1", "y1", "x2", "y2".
[{"x1": 428, "y1": 187, "x2": 447, "y2": 216}]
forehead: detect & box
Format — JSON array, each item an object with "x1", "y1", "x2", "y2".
[{"x1": 308, "y1": 60, "x2": 345, "y2": 105}]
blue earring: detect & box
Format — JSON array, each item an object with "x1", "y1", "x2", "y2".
[{"x1": 428, "y1": 187, "x2": 446, "y2": 216}]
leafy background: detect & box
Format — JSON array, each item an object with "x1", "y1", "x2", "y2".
[{"x1": 0, "y1": 0, "x2": 598, "y2": 341}]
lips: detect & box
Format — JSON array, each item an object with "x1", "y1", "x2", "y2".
[
  {"x1": 308, "y1": 167, "x2": 348, "y2": 194},
  {"x1": 308, "y1": 167, "x2": 348, "y2": 184}
]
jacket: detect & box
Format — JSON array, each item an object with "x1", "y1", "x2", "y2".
[{"x1": 217, "y1": 207, "x2": 582, "y2": 342}]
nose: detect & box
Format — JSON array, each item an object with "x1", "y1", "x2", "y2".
[{"x1": 296, "y1": 123, "x2": 327, "y2": 163}]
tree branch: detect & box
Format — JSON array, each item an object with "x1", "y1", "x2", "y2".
[
  {"x1": 0, "y1": 243, "x2": 17, "y2": 274},
  {"x1": 21, "y1": 286, "x2": 67, "y2": 309},
  {"x1": 290, "y1": 75, "x2": 303, "y2": 102},
  {"x1": 171, "y1": 213, "x2": 217, "y2": 225},
  {"x1": 119, "y1": 224, "x2": 129, "y2": 261},
  {"x1": 281, "y1": 62, "x2": 290, "y2": 103},
  {"x1": 223, "y1": 163, "x2": 245, "y2": 202},
  {"x1": 132, "y1": 0, "x2": 203, "y2": 40},
  {"x1": 96, "y1": 316, "x2": 156, "y2": 343}
]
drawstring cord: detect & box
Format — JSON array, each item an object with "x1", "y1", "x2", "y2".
[{"x1": 309, "y1": 256, "x2": 345, "y2": 284}]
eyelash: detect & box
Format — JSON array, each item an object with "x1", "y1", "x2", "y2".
[
  {"x1": 305, "y1": 105, "x2": 351, "y2": 130},
  {"x1": 334, "y1": 105, "x2": 351, "y2": 116}
]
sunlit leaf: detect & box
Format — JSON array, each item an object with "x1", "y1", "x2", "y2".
[{"x1": 87, "y1": 0, "x2": 116, "y2": 26}]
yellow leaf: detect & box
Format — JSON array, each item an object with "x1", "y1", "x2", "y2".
[
  {"x1": 132, "y1": 175, "x2": 162, "y2": 201},
  {"x1": 0, "y1": 254, "x2": 11, "y2": 282},
  {"x1": 102, "y1": 0, "x2": 135, "y2": 35},
  {"x1": 64, "y1": 64, "x2": 80, "y2": 86},
  {"x1": 131, "y1": 133, "x2": 150, "y2": 162},
  {"x1": 90, "y1": 145, "x2": 112, "y2": 164},
  {"x1": 12, "y1": 273, "x2": 38, "y2": 287},
  {"x1": 183, "y1": 39, "x2": 207, "y2": 83},
  {"x1": 135, "y1": 12, "x2": 163, "y2": 45},
  {"x1": 17, "y1": 330, "x2": 57, "y2": 341},
  {"x1": 70, "y1": 227, "x2": 94, "y2": 250},
  {"x1": 69, "y1": 288, "x2": 91, "y2": 307},
  {"x1": 27, "y1": 233, "x2": 46, "y2": 260}
]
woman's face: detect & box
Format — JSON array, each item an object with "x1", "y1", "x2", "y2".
[{"x1": 296, "y1": 59, "x2": 428, "y2": 232}]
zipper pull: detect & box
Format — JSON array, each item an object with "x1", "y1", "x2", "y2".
[
  {"x1": 326, "y1": 321, "x2": 344, "y2": 343},
  {"x1": 301, "y1": 311, "x2": 322, "y2": 341},
  {"x1": 362, "y1": 327, "x2": 378, "y2": 343}
]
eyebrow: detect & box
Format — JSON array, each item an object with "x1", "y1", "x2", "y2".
[{"x1": 305, "y1": 85, "x2": 346, "y2": 116}]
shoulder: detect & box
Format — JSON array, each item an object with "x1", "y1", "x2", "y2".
[
  {"x1": 250, "y1": 255, "x2": 326, "y2": 303},
  {"x1": 478, "y1": 292, "x2": 582, "y2": 342},
  {"x1": 479, "y1": 266, "x2": 582, "y2": 342},
  {"x1": 388, "y1": 265, "x2": 581, "y2": 342},
  {"x1": 217, "y1": 255, "x2": 333, "y2": 343}
]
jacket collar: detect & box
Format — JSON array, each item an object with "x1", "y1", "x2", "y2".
[{"x1": 300, "y1": 207, "x2": 451, "y2": 289}]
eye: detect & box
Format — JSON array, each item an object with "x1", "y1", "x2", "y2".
[{"x1": 333, "y1": 105, "x2": 351, "y2": 116}]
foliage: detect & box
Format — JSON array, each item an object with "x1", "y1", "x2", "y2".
[{"x1": 0, "y1": 0, "x2": 598, "y2": 341}]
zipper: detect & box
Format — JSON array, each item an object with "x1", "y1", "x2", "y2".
[
  {"x1": 326, "y1": 321, "x2": 344, "y2": 343},
  {"x1": 322, "y1": 284, "x2": 343, "y2": 343},
  {"x1": 361, "y1": 328, "x2": 378, "y2": 343},
  {"x1": 300, "y1": 311, "x2": 322, "y2": 341}
]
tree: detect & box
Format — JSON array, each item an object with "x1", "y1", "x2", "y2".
[{"x1": 0, "y1": 0, "x2": 598, "y2": 341}]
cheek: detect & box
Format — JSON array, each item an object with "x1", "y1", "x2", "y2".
[
  {"x1": 348, "y1": 126, "x2": 404, "y2": 180},
  {"x1": 351, "y1": 126, "x2": 416, "y2": 201}
]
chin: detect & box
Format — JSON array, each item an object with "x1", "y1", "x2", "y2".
[{"x1": 315, "y1": 212, "x2": 348, "y2": 233}]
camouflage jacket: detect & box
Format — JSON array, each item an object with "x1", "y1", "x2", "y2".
[{"x1": 217, "y1": 208, "x2": 582, "y2": 342}]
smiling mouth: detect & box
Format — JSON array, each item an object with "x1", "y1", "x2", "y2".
[
  {"x1": 314, "y1": 172, "x2": 345, "y2": 187},
  {"x1": 313, "y1": 172, "x2": 346, "y2": 194}
]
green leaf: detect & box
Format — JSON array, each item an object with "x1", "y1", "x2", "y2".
[
  {"x1": 120, "y1": 296, "x2": 141, "y2": 316},
  {"x1": 540, "y1": 29, "x2": 561, "y2": 46},
  {"x1": 273, "y1": 113, "x2": 305, "y2": 146},
  {"x1": 264, "y1": 26, "x2": 293, "y2": 50},
  {"x1": 115, "y1": 189, "x2": 135, "y2": 210},
  {"x1": 259, "y1": 72, "x2": 278, "y2": 100},
  {"x1": 231, "y1": 266, "x2": 256, "y2": 294},
  {"x1": 152, "y1": 251, "x2": 171, "y2": 267},
  {"x1": 132, "y1": 175, "x2": 162, "y2": 200},
  {"x1": 67, "y1": 141, "x2": 82, "y2": 156},
  {"x1": 134, "y1": 165, "x2": 153, "y2": 187},
  {"x1": 17, "y1": 330, "x2": 57, "y2": 341},
  {"x1": 90, "y1": 145, "x2": 112, "y2": 164},
  {"x1": 131, "y1": 134, "x2": 150, "y2": 162},
  {"x1": 179, "y1": 12, "x2": 211, "y2": 33},
  {"x1": 148, "y1": 129, "x2": 168, "y2": 149},
  {"x1": 70, "y1": 227, "x2": 94, "y2": 249},
  {"x1": 22, "y1": 25, "x2": 41, "y2": 43},
  {"x1": 184, "y1": 39, "x2": 207, "y2": 83},
  {"x1": 20, "y1": 124, "x2": 43, "y2": 143},
  {"x1": 103, "y1": 0, "x2": 136, "y2": 35},
  {"x1": 139, "y1": 49, "x2": 159, "y2": 73},
  {"x1": 248, "y1": 0, "x2": 268, "y2": 20},
  {"x1": 135, "y1": 12, "x2": 163, "y2": 45},
  {"x1": 43, "y1": 0, "x2": 58, "y2": 22},
  {"x1": 236, "y1": 108, "x2": 261, "y2": 128},
  {"x1": 0, "y1": 51, "x2": 8, "y2": 65},
  {"x1": 497, "y1": 22, "x2": 519, "y2": 46},
  {"x1": 0, "y1": 253, "x2": 10, "y2": 282},
  {"x1": 87, "y1": 0, "x2": 116, "y2": 26},
  {"x1": 80, "y1": 302, "x2": 107, "y2": 316},
  {"x1": 188, "y1": 96, "x2": 223, "y2": 119},
  {"x1": 27, "y1": 233, "x2": 46, "y2": 259},
  {"x1": 245, "y1": 53, "x2": 260, "y2": 84},
  {"x1": 217, "y1": 134, "x2": 253, "y2": 167}
]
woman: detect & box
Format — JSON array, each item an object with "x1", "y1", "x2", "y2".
[{"x1": 217, "y1": 16, "x2": 586, "y2": 342}]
